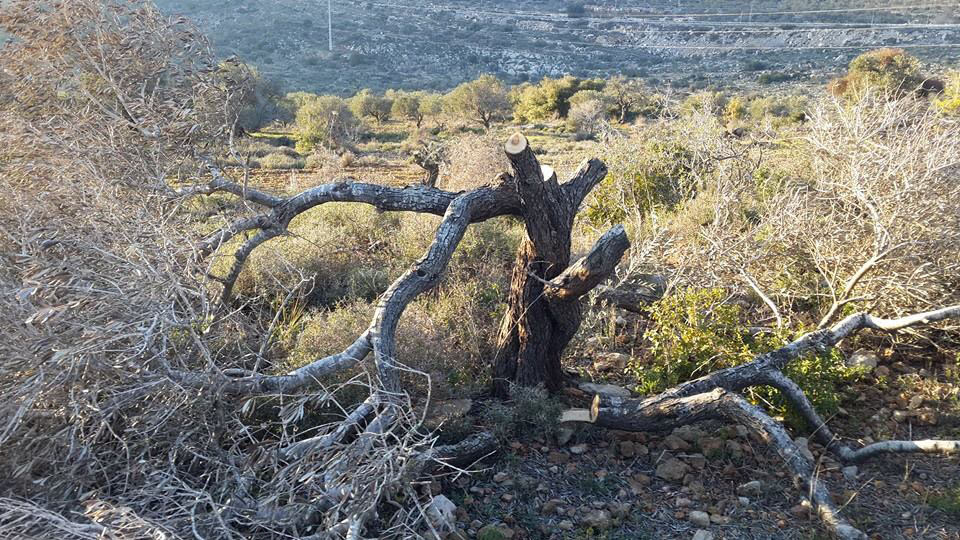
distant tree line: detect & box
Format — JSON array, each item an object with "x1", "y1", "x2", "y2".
[{"x1": 229, "y1": 48, "x2": 954, "y2": 153}]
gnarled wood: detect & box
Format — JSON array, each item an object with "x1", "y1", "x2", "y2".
[
  {"x1": 587, "y1": 389, "x2": 866, "y2": 539},
  {"x1": 494, "y1": 134, "x2": 623, "y2": 395},
  {"x1": 197, "y1": 179, "x2": 522, "y2": 302},
  {"x1": 565, "y1": 305, "x2": 960, "y2": 540},
  {"x1": 545, "y1": 225, "x2": 630, "y2": 302}
]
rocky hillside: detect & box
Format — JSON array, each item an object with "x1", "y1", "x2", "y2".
[{"x1": 154, "y1": 0, "x2": 959, "y2": 93}]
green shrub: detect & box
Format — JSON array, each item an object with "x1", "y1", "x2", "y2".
[
  {"x1": 349, "y1": 88, "x2": 392, "y2": 123},
  {"x1": 828, "y1": 48, "x2": 927, "y2": 101},
  {"x1": 568, "y1": 89, "x2": 606, "y2": 109},
  {"x1": 293, "y1": 95, "x2": 361, "y2": 153},
  {"x1": 632, "y1": 287, "x2": 861, "y2": 428},
  {"x1": 586, "y1": 139, "x2": 697, "y2": 226},
  {"x1": 259, "y1": 152, "x2": 305, "y2": 170},
  {"x1": 680, "y1": 91, "x2": 728, "y2": 117},
  {"x1": 936, "y1": 71, "x2": 960, "y2": 115},
  {"x1": 632, "y1": 288, "x2": 756, "y2": 393},
  {"x1": 235, "y1": 139, "x2": 281, "y2": 158},
  {"x1": 724, "y1": 96, "x2": 748, "y2": 124},
  {"x1": 758, "y1": 72, "x2": 793, "y2": 85},
  {"x1": 511, "y1": 75, "x2": 603, "y2": 122},
  {"x1": 225, "y1": 204, "x2": 415, "y2": 305},
  {"x1": 444, "y1": 74, "x2": 511, "y2": 129},
  {"x1": 387, "y1": 89, "x2": 423, "y2": 126},
  {"x1": 747, "y1": 95, "x2": 808, "y2": 123}
]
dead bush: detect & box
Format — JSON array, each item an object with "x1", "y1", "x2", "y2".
[{"x1": 439, "y1": 133, "x2": 512, "y2": 191}]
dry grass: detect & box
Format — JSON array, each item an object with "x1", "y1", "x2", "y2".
[{"x1": 439, "y1": 133, "x2": 512, "y2": 191}]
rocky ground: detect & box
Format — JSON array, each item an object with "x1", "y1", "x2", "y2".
[{"x1": 420, "y1": 330, "x2": 960, "y2": 540}]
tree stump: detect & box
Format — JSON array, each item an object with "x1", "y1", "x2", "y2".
[{"x1": 493, "y1": 133, "x2": 626, "y2": 395}]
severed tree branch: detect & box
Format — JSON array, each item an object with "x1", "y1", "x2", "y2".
[
  {"x1": 764, "y1": 369, "x2": 960, "y2": 464},
  {"x1": 587, "y1": 389, "x2": 866, "y2": 539},
  {"x1": 565, "y1": 304, "x2": 960, "y2": 539},
  {"x1": 658, "y1": 305, "x2": 960, "y2": 401},
  {"x1": 561, "y1": 157, "x2": 610, "y2": 212},
  {"x1": 544, "y1": 225, "x2": 630, "y2": 302},
  {"x1": 172, "y1": 163, "x2": 285, "y2": 207},
  {"x1": 177, "y1": 189, "x2": 517, "y2": 396},
  {"x1": 192, "y1": 180, "x2": 522, "y2": 302}
]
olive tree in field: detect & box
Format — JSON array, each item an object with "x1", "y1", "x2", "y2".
[
  {"x1": 604, "y1": 75, "x2": 646, "y2": 122},
  {"x1": 2, "y1": 2, "x2": 959, "y2": 540},
  {"x1": 350, "y1": 88, "x2": 393, "y2": 124},
  {"x1": 418, "y1": 92, "x2": 446, "y2": 128},
  {"x1": 444, "y1": 74, "x2": 511, "y2": 129},
  {"x1": 293, "y1": 95, "x2": 361, "y2": 152}
]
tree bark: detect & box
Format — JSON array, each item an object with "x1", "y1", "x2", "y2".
[{"x1": 493, "y1": 133, "x2": 623, "y2": 396}]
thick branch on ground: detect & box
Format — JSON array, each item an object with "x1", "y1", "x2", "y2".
[
  {"x1": 594, "y1": 283, "x2": 664, "y2": 313},
  {"x1": 587, "y1": 389, "x2": 866, "y2": 540},
  {"x1": 545, "y1": 225, "x2": 630, "y2": 302},
  {"x1": 764, "y1": 370, "x2": 960, "y2": 464},
  {"x1": 559, "y1": 305, "x2": 960, "y2": 539},
  {"x1": 661, "y1": 305, "x2": 960, "y2": 400}
]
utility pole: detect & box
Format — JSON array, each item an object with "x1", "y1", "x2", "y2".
[{"x1": 328, "y1": 0, "x2": 333, "y2": 52}]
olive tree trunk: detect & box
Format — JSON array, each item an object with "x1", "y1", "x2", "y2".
[{"x1": 493, "y1": 133, "x2": 627, "y2": 395}]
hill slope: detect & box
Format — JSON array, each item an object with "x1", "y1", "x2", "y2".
[{"x1": 158, "y1": 1, "x2": 960, "y2": 93}]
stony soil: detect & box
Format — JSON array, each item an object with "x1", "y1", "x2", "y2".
[{"x1": 433, "y1": 353, "x2": 960, "y2": 540}]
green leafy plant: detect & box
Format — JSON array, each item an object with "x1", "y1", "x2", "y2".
[
  {"x1": 632, "y1": 287, "x2": 862, "y2": 428},
  {"x1": 936, "y1": 71, "x2": 960, "y2": 115},
  {"x1": 586, "y1": 139, "x2": 696, "y2": 226},
  {"x1": 632, "y1": 287, "x2": 755, "y2": 393},
  {"x1": 929, "y1": 485, "x2": 960, "y2": 517},
  {"x1": 828, "y1": 48, "x2": 928, "y2": 101}
]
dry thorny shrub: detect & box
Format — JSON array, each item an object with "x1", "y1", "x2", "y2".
[
  {"x1": 439, "y1": 133, "x2": 511, "y2": 192},
  {"x1": 0, "y1": 2, "x2": 455, "y2": 538},
  {"x1": 609, "y1": 95, "x2": 960, "y2": 344}
]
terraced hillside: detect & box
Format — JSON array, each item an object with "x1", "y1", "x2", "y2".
[{"x1": 155, "y1": 0, "x2": 959, "y2": 93}]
